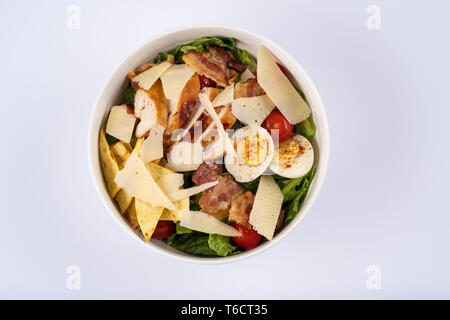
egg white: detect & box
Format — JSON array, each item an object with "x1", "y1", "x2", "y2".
[
  {"x1": 270, "y1": 134, "x2": 314, "y2": 178},
  {"x1": 225, "y1": 125, "x2": 274, "y2": 182}
]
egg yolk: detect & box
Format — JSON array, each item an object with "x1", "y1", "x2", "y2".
[
  {"x1": 273, "y1": 140, "x2": 300, "y2": 166},
  {"x1": 236, "y1": 134, "x2": 268, "y2": 166}
]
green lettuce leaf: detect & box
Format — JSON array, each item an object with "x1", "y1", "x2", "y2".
[
  {"x1": 235, "y1": 48, "x2": 257, "y2": 72},
  {"x1": 283, "y1": 169, "x2": 316, "y2": 225},
  {"x1": 155, "y1": 36, "x2": 256, "y2": 72},
  {"x1": 208, "y1": 234, "x2": 237, "y2": 257},
  {"x1": 175, "y1": 222, "x2": 192, "y2": 235},
  {"x1": 295, "y1": 117, "x2": 316, "y2": 140},
  {"x1": 190, "y1": 193, "x2": 201, "y2": 211},
  {"x1": 241, "y1": 177, "x2": 260, "y2": 194},
  {"x1": 123, "y1": 85, "x2": 136, "y2": 105},
  {"x1": 167, "y1": 233, "x2": 217, "y2": 256}
]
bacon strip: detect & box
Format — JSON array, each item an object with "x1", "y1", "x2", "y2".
[
  {"x1": 228, "y1": 191, "x2": 255, "y2": 230},
  {"x1": 198, "y1": 174, "x2": 242, "y2": 220},
  {"x1": 182, "y1": 46, "x2": 245, "y2": 87},
  {"x1": 192, "y1": 161, "x2": 222, "y2": 185},
  {"x1": 234, "y1": 78, "x2": 265, "y2": 99}
]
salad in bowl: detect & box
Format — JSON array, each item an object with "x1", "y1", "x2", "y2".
[{"x1": 97, "y1": 35, "x2": 319, "y2": 258}]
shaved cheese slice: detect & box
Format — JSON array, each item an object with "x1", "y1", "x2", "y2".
[
  {"x1": 240, "y1": 69, "x2": 255, "y2": 82},
  {"x1": 249, "y1": 175, "x2": 284, "y2": 240},
  {"x1": 231, "y1": 95, "x2": 275, "y2": 126},
  {"x1": 168, "y1": 181, "x2": 218, "y2": 202},
  {"x1": 211, "y1": 84, "x2": 234, "y2": 107},
  {"x1": 114, "y1": 154, "x2": 175, "y2": 210},
  {"x1": 166, "y1": 141, "x2": 203, "y2": 172},
  {"x1": 105, "y1": 105, "x2": 137, "y2": 143},
  {"x1": 161, "y1": 64, "x2": 195, "y2": 114},
  {"x1": 257, "y1": 46, "x2": 310, "y2": 124},
  {"x1": 131, "y1": 61, "x2": 171, "y2": 90},
  {"x1": 198, "y1": 93, "x2": 236, "y2": 160},
  {"x1": 180, "y1": 211, "x2": 242, "y2": 237},
  {"x1": 141, "y1": 125, "x2": 165, "y2": 163},
  {"x1": 158, "y1": 172, "x2": 184, "y2": 194}
]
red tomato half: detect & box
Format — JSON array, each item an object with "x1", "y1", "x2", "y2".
[
  {"x1": 151, "y1": 221, "x2": 175, "y2": 239},
  {"x1": 199, "y1": 75, "x2": 216, "y2": 89},
  {"x1": 262, "y1": 110, "x2": 293, "y2": 142},
  {"x1": 232, "y1": 224, "x2": 262, "y2": 250}
]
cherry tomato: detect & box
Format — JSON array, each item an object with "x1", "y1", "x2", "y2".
[
  {"x1": 232, "y1": 223, "x2": 262, "y2": 250},
  {"x1": 151, "y1": 221, "x2": 175, "y2": 239},
  {"x1": 199, "y1": 75, "x2": 216, "y2": 89},
  {"x1": 262, "y1": 110, "x2": 293, "y2": 142},
  {"x1": 277, "y1": 62, "x2": 289, "y2": 76}
]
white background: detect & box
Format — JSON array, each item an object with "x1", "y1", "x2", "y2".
[{"x1": 1, "y1": 0, "x2": 449, "y2": 299}]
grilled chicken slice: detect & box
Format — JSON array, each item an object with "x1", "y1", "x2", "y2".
[
  {"x1": 164, "y1": 73, "x2": 201, "y2": 147},
  {"x1": 228, "y1": 191, "x2": 255, "y2": 230},
  {"x1": 234, "y1": 78, "x2": 265, "y2": 99},
  {"x1": 134, "y1": 79, "x2": 168, "y2": 138},
  {"x1": 182, "y1": 46, "x2": 245, "y2": 87}
]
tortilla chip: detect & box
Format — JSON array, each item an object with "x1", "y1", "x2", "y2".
[
  {"x1": 135, "y1": 199, "x2": 164, "y2": 241},
  {"x1": 110, "y1": 141, "x2": 133, "y2": 213},
  {"x1": 111, "y1": 141, "x2": 132, "y2": 166},
  {"x1": 126, "y1": 199, "x2": 140, "y2": 229},
  {"x1": 114, "y1": 189, "x2": 132, "y2": 214},
  {"x1": 99, "y1": 129, "x2": 120, "y2": 198},
  {"x1": 160, "y1": 197, "x2": 189, "y2": 221}
]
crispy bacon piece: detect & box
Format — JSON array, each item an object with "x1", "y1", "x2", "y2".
[
  {"x1": 234, "y1": 78, "x2": 265, "y2": 99},
  {"x1": 182, "y1": 46, "x2": 245, "y2": 87},
  {"x1": 199, "y1": 174, "x2": 243, "y2": 220},
  {"x1": 192, "y1": 161, "x2": 222, "y2": 185},
  {"x1": 164, "y1": 73, "x2": 200, "y2": 146},
  {"x1": 228, "y1": 191, "x2": 255, "y2": 230}
]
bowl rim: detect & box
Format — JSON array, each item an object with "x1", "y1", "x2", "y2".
[{"x1": 87, "y1": 24, "x2": 329, "y2": 264}]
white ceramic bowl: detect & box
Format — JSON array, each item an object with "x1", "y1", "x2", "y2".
[{"x1": 88, "y1": 25, "x2": 329, "y2": 264}]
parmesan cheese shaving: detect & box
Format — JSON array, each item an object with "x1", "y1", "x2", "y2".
[
  {"x1": 161, "y1": 64, "x2": 195, "y2": 114},
  {"x1": 198, "y1": 93, "x2": 236, "y2": 160},
  {"x1": 240, "y1": 68, "x2": 256, "y2": 82},
  {"x1": 257, "y1": 46, "x2": 310, "y2": 124},
  {"x1": 132, "y1": 61, "x2": 171, "y2": 90},
  {"x1": 231, "y1": 95, "x2": 275, "y2": 126},
  {"x1": 249, "y1": 175, "x2": 283, "y2": 240},
  {"x1": 211, "y1": 84, "x2": 234, "y2": 107},
  {"x1": 168, "y1": 181, "x2": 218, "y2": 202},
  {"x1": 114, "y1": 154, "x2": 175, "y2": 210},
  {"x1": 141, "y1": 125, "x2": 165, "y2": 163},
  {"x1": 105, "y1": 105, "x2": 137, "y2": 143},
  {"x1": 180, "y1": 211, "x2": 242, "y2": 237}
]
